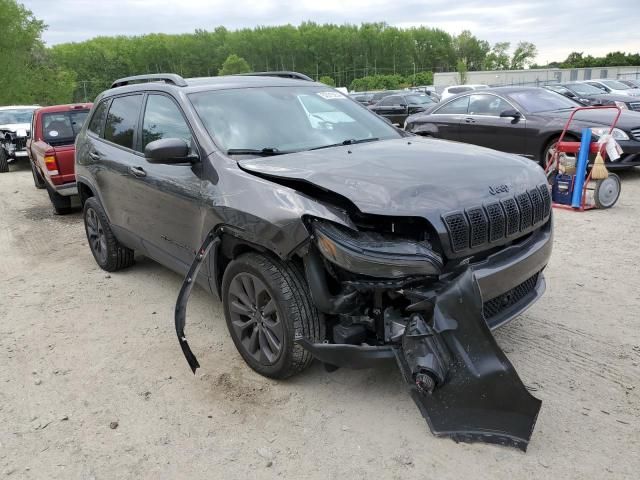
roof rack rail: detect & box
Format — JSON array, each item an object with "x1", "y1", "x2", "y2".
[
  {"x1": 111, "y1": 74, "x2": 188, "y2": 89},
  {"x1": 234, "y1": 71, "x2": 314, "y2": 82}
]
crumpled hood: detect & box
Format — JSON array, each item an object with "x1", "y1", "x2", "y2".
[
  {"x1": 239, "y1": 137, "x2": 547, "y2": 218},
  {"x1": 0, "y1": 123, "x2": 30, "y2": 135}
]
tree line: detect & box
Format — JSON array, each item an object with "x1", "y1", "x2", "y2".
[{"x1": 1, "y1": 0, "x2": 638, "y2": 106}]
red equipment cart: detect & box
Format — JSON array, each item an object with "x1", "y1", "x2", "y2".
[{"x1": 544, "y1": 105, "x2": 623, "y2": 211}]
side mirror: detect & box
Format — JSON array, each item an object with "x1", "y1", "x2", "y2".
[
  {"x1": 500, "y1": 109, "x2": 521, "y2": 118},
  {"x1": 145, "y1": 138, "x2": 195, "y2": 164}
]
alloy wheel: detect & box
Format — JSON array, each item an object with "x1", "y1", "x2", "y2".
[
  {"x1": 86, "y1": 207, "x2": 108, "y2": 264},
  {"x1": 227, "y1": 272, "x2": 283, "y2": 365}
]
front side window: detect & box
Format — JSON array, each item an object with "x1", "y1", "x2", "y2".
[
  {"x1": 142, "y1": 95, "x2": 192, "y2": 151},
  {"x1": 435, "y1": 96, "x2": 470, "y2": 114},
  {"x1": 88, "y1": 101, "x2": 108, "y2": 136},
  {"x1": 42, "y1": 110, "x2": 89, "y2": 145},
  {"x1": 190, "y1": 86, "x2": 401, "y2": 154},
  {"x1": 104, "y1": 95, "x2": 143, "y2": 149},
  {"x1": 468, "y1": 94, "x2": 512, "y2": 116}
]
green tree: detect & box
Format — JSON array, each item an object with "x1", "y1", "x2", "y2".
[
  {"x1": 456, "y1": 60, "x2": 468, "y2": 84},
  {"x1": 218, "y1": 54, "x2": 251, "y2": 75},
  {"x1": 318, "y1": 75, "x2": 335, "y2": 86},
  {"x1": 485, "y1": 42, "x2": 511, "y2": 70},
  {"x1": 510, "y1": 42, "x2": 538, "y2": 69}
]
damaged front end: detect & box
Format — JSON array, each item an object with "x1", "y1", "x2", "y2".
[{"x1": 296, "y1": 217, "x2": 543, "y2": 451}]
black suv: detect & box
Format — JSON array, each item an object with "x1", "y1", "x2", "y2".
[{"x1": 76, "y1": 72, "x2": 553, "y2": 449}]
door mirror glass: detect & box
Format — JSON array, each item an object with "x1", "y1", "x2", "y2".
[
  {"x1": 145, "y1": 138, "x2": 193, "y2": 164},
  {"x1": 499, "y1": 109, "x2": 521, "y2": 118}
]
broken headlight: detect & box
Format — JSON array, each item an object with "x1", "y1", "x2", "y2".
[{"x1": 311, "y1": 220, "x2": 442, "y2": 279}]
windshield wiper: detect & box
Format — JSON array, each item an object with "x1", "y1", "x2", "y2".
[
  {"x1": 226, "y1": 148, "x2": 293, "y2": 156},
  {"x1": 309, "y1": 137, "x2": 380, "y2": 151}
]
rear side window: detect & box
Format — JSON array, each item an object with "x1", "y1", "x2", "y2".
[
  {"x1": 88, "y1": 101, "x2": 108, "y2": 136},
  {"x1": 435, "y1": 96, "x2": 470, "y2": 114},
  {"x1": 42, "y1": 110, "x2": 89, "y2": 145},
  {"x1": 104, "y1": 95, "x2": 143, "y2": 149},
  {"x1": 142, "y1": 95, "x2": 192, "y2": 150}
]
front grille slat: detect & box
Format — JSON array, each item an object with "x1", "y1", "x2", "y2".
[
  {"x1": 443, "y1": 184, "x2": 551, "y2": 255},
  {"x1": 466, "y1": 207, "x2": 488, "y2": 248},
  {"x1": 528, "y1": 188, "x2": 544, "y2": 224},
  {"x1": 629, "y1": 103, "x2": 640, "y2": 112},
  {"x1": 516, "y1": 192, "x2": 533, "y2": 230},
  {"x1": 631, "y1": 127, "x2": 640, "y2": 141},
  {"x1": 485, "y1": 202, "x2": 506, "y2": 242},
  {"x1": 443, "y1": 212, "x2": 469, "y2": 253}
]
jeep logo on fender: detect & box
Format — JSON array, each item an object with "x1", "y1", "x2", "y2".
[{"x1": 489, "y1": 184, "x2": 510, "y2": 195}]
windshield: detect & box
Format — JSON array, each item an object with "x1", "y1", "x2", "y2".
[
  {"x1": 567, "y1": 83, "x2": 604, "y2": 95},
  {"x1": 189, "y1": 86, "x2": 401, "y2": 154},
  {"x1": 601, "y1": 80, "x2": 631, "y2": 90},
  {"x1": 0, "y1": 108, "x2": 36, "y2": 125},
  {"x1": 508, "y1": 89, "x2": 579, "y2": 113}
]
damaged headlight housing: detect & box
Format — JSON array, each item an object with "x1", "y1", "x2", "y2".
[{"x1": 311, "y1": 220, "x2": 442, "y2": 279}]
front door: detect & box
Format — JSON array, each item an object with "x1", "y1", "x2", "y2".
[
  {"x1": 456, "y1": 94, "x2": 527, "y2": 155},
  {"x1": 125, "y1": 93, "x2": 204, "y2": 274}
]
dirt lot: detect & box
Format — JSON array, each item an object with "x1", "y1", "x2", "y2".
[{"x1": 1, "y1": 161, "x2": 639, "y2": 479}]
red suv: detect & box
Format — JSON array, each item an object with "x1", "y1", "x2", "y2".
[{"x1": 27, "y1": 103, "x2": 92, "y2": 213}]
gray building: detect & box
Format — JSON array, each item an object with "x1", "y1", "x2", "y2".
[{"x1": 434, "y1": 66, "x2": 640, "y2": 89}]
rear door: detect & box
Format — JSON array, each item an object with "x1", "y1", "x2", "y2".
[
  {"x1": 426, "y1": 95, "x2": 470, "y2": 141},
  {"x1": 91, "y1": 94, "x2": 145, "y2": 239},
  {"x1": 125, "y1": 93, "x2": 203, "y2": 273},
  {"x1": 457, "y1": 93, "x2": 527, "y2": 154}
]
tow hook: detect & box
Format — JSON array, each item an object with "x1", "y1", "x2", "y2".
[{"x1": 415, "y1": 371, "x2": 436, "y2": 395}]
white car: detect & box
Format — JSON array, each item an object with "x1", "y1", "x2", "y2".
[
  {"x1": 440, "y1": 84, "x2": 489, "y2": 101},
  {"x1": 0, "y1": 105, "x2": 39, "y2": 173},
  {"x1": 581, "y1": 80, "x2": 640, "y2": 97}
]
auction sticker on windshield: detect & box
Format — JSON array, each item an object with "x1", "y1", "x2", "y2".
[{"x1": 317, "y1": 91, "x2": 345, "y2": 100}]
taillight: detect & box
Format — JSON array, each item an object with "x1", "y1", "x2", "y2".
[{"x1": 44, "y1": 154, "x2": 59, "y2": 175}]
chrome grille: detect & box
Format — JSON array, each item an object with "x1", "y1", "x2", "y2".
[
  {"x1": 631, "y1": 127, "x2": 640, "y2": 141},
  {"x1": 629, "y1": 102, "x2": 640, "y2": 112},
  {"x1": 443, "y1": 185, "x2": 551, "y2": 254}
]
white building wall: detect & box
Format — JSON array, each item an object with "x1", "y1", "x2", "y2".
[{"x1": 434, "y1": 66, "x2": 640, "y2": 89}]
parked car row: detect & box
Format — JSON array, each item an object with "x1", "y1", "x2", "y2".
[{"x1": 403, "y1": 86, "x2": 640, "y2": 169}]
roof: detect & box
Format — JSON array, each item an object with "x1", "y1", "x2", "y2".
[
  {"x1": 0, "y1": 105, "x2": 39, "y2": 111},
  {"x1": 35, "y1": 103, "x2": 93, "y2": 114},
  {"x1": 105, "y1": 72, "x2": 323, "y2": 97}
]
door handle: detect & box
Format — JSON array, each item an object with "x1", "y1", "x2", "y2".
[
  {"x1": 128, "y1": 166, "x2": 147, "y2": 178},
  {"x1": 464, "y1": 117, "x2": 476, "y2": 124},
  {"x1": 89, "y1": 151, "x2": 101, "y2": 160}
]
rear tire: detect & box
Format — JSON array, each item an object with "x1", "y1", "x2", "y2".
[
  {"x1": 222, "y1": 252, "x2": 322, "y2": 379},
  {"x1": 30, "y1": 160, "x2": 46, "y2": 189},
  {"x1": 83, "y1": 197, "x2": 135, "y2": 271},
  {"x1": 46, "y1": 185, "x2": 73, "y2": 215},
  {"x1": 0, "y1": 149, "x2": 8, "y2": 173}
]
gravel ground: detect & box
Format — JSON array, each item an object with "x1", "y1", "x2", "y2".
[{"x1": 1, "y1": 162, "x2": 639, "y2": 479}]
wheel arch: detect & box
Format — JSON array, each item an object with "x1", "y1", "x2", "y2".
[{"x1": 77, "y1": 180, "x2": 95, "y2": 206}]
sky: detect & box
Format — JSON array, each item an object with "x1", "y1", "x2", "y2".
[{"x1": 22, "y1": 0, "x2": 640, "y2": 65}]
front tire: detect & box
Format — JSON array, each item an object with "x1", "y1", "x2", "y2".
[
  {"x1": 0, "y1": 149, "x2": 8, "y2": 173},
  {"x1": 222, "y1": 252, "x2": 322, "y2": 379},
  {"x1": 83, "y1": 197, "x2": 135, "y2": 271}
]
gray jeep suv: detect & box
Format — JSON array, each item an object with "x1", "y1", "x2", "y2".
[{"x1": 75, "y1": 72, "x2": 553, "y2": 450}]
